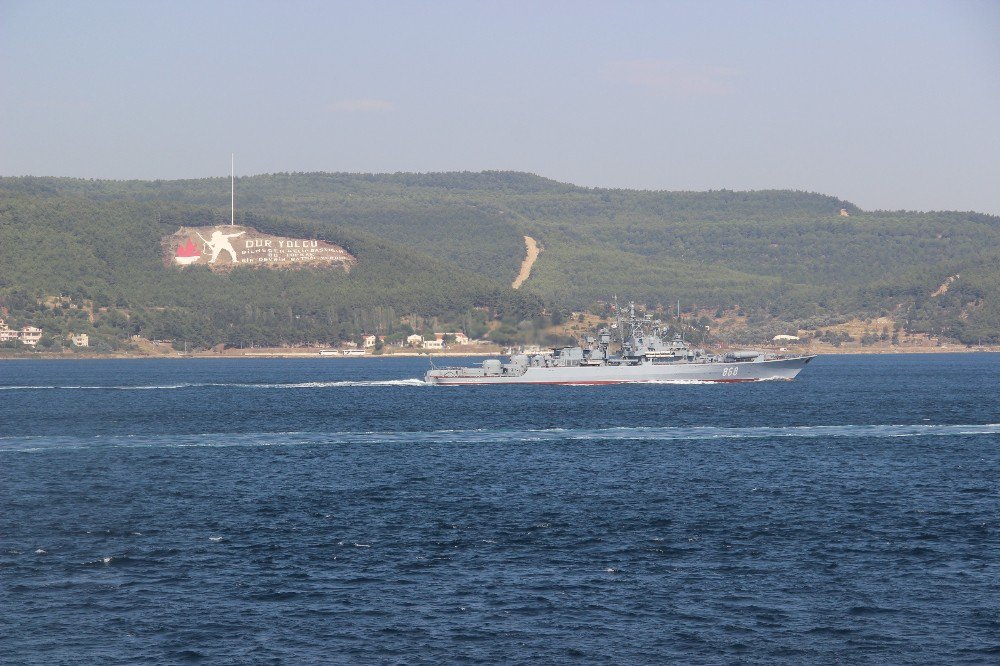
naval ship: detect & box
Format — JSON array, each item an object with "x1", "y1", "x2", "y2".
[{"x1": 425, "y1": 302, "x2": 815, "y2": 385}]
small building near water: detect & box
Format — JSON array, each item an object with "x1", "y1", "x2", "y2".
[{"x1": 0, "y1": 320, "x2": 43, "y2": 346}]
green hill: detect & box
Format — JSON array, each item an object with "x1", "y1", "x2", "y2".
[
  {"x1": 0, "y1": 181, "x2": 541, "y2": 350},
  {"x1": 1, "y1": 172, "x2": 998, "y2": 348}
]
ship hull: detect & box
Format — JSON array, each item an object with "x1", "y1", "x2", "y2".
[{"x1": 426, "y1": 355, "x2": 816, "y2": 385}]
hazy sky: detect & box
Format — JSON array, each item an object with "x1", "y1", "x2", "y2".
[{"x1": 2, "y1": 1, "x2": 998, "y2": 213}]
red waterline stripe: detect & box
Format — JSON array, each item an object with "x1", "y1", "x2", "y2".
[{"x1": 431, "y1": 378, "x2": 774, "y2": 385}]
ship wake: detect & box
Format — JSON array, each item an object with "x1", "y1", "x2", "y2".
[
  {"x1": 3, "y1": 423, "x2": 998, "y2": 453},
  {"x1": 0, "y1": 379, "x2": 429, "y2": 391}
]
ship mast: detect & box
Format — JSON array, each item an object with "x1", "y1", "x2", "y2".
[
  {"x1": 675, "y1": 299, "x2": 686, "y2": 340},
  {"x1": 230, "y1": 153, "x2": 235, "y2": 226}
]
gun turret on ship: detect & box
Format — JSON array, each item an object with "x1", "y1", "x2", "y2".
[{"x1": 424, "y1": 302, "x2": 815, "y2": 385}]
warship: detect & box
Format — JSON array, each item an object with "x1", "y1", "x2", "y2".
[{"x1": 425, "y1": 302, "x2": 816, "y2": 385}]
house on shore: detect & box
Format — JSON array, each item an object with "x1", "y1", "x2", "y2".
[
  {"x1": 0, "y1": 320, "x2": 43, "y2": 346},
  {"x1": 435, "y1": 332, "x2": 471, "y2": 345}
]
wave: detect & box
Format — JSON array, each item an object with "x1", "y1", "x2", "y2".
[
  {"x1": 249, "y1": 379, "x2": 428, "y2": 388},
  {"x1": 2, "y1": 423, "x2": 998, "y2": 453},
  {"x1": 0, "y1": 378, "x2": 428, "y2": 391}
]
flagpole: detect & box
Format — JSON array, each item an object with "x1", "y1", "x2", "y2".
[{"x1": 230, "y1": 154, "x2": 235, "y2": 226}]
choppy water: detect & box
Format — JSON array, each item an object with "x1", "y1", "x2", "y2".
[{"x1": 1, "y1": 354, "x2": 998, "y2": 664}]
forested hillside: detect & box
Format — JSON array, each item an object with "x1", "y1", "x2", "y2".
[
  {"x1": 0, "y1": 182, "x2": 541, "y2": 350},
  {"x1": 1, "y1": 172, "x2": 998, "y2": 348}
]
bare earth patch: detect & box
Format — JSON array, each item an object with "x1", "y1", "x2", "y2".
[
  {"x1": 931, "y1": 274, "x2": 960, "y2": 297},
  {"x1": 512, "y1": 235, "x2": 541, "y2": 289}
]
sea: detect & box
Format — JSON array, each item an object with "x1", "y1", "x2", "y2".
[{"x1": 1, "y1": 353, "x2": 997, "y2": 664}]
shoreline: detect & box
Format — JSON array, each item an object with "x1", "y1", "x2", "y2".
[
  {"x1": 0, "y1": 350, "x2": 500, "y2": 360},
  {"x1": 1, "y1": 345, "x2": 998, "y2": 360}
]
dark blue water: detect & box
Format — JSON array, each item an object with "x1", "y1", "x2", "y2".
[{"x1": 1, "y1": 354, "x2": 998, "y2": 664}]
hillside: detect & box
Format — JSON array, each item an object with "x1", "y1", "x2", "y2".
[
  {"x1": 1, "y1": 172, "x2": 998, "y2": 348},
  {"x1": 0, "y1": 183, "x2": 541, "y2": 350}
]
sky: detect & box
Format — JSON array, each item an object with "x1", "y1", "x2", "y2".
[{"x1": 1, "y1": 0, "x2": 998, "y2": 214}]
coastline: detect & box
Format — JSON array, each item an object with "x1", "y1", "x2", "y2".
[
  {"x1": 2, "y1": 345, "x2": 997, "y2": 360},
  {"x1": 0, "y1": 350, "x2": 500, "y2": 360}
]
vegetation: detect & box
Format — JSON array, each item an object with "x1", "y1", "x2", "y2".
[
  {"x1": 1, "y1": 172, "x2": 998, "y2": 348},
  {"x1": 0, "y1": 186, "x2": 542, "y2": 349}
]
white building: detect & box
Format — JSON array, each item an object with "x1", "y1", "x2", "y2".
[
  {"x1": 0, "y1": 320, "x2": 43, "y2": 346},
  {"x1": 70, "y1": 333, "x2": 90, "y2": 347},
  {"x1": 0, "y1": 320, "x2": 17, "y2": 343},
  {"x1": 406, "y1": 334, "x2": 424, "y2": 347},
  {"x1": 362, "y1": 334, "x2": 377, "y2": 348},
  {"x1": 19, "y1": 326, "x2": 42, "y2": 346},
  {"x1": 436, "y1": 332, "x2": 470, "y2": 345},
  {"x1": 422, "y1": 339, "x2": 444, "y2": 350}
]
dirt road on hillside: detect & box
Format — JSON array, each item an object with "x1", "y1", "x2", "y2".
[{"x1": 512, "y1": 235, "x2": 540, "y2": 289}]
